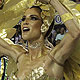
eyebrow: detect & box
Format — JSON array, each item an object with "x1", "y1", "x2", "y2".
[
  {"x1": 23, "y1": 14, "x2": 40, "y2": 18},
  {"x1": 30, "y1": 15, "x2": 43, "y2": 22},
  {"x1": 30, "y1": 15, "x2": 40, "y2": 18},
  {"x1": 23, "y1": 14, "x2": 42, "y2": 20}
]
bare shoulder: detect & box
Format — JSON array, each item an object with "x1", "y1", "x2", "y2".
[
  {"x1": 10, "y1": 44, "x2": 28, "y2": 53},
  {"x1": 9, "y1": 44, "x2": 28, "y2": 62}
]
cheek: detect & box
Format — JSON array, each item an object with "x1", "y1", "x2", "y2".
[
  {"x1": 31, "y1": 21, "x2": 42, "y2": 30},
  {"x1": 30, "y1": 22, "x2": 42, "y2": 36},
  {"x1": 31, "y1": 26, "x2": 41, "y2": 34}
]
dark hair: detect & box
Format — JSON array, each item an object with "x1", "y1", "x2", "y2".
[
  {"x1": 30, "y1": 6, "x2": 43, "y2": 24},
  {"x1": 30, "y1": 6, "x2": 54, "y2": 38},
  {"x1": 45, "y1": 19, "x2": 54, "y2": 38},
  {"x1": 54, "y1": 24, "x2": 66, "y2": 32},
  {"x1": 30, "y1": 6, "x2": 42, "y2": 12},
  {"x1": 61, "y1": 24, "x2": 66, "y2": 31}
]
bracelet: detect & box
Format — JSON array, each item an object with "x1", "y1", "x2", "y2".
[
  {"x1": 48, "y1": 53, "x2": 64, "y2": 67},
  {"x1": 61, "y1": 13, "x2": 73, "y2": 23}
]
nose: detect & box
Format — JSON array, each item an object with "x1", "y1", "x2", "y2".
[
  {"x1": 22, "y1": 17, "x2": 29, "y2": 25},
  {"x1": 22, "y1": 19, "x2": 29, "y2": 26},
  {"x1": 23, "y1": 22, "x2": 29, "y2": 25}
]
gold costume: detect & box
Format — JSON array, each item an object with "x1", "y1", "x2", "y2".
[{"x1": 0, "y1": 0, "x2": 80, "y2": 80}]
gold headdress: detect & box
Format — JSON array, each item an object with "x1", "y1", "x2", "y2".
[
  {"x1": 0, "y1": 0, "x2": 79, "y2": 40},
  {"x1": 0, "y1": 0, "x2": 55, "y2": 34},
  {"x1": 0, "y1": 0, "x2": 80, "y2": 36},
  {"x1": 33, "y1": 1, "x2": 55, "y2": 32},
  {"x1": 61, "y1": 0, "x2": 80, "y2": 25},
  {"x1": 75, "y1": 4, "x2": 80, "y2": 12},
  {"x1": 0, "y1": 0, "x2": 80, "y2": 80},
  {"x1": 0, "y1": 28, "x2": 16, "y2": 44},
  {"x1": 0, "y1": 28, "x2": 16, "y2": 39}
]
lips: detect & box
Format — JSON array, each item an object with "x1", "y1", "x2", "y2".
[{"x1": 23, "y1": 27, "x2": 30, "y2": 32}]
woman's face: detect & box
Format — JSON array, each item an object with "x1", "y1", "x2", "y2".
[{"x1": 21, "y1": 8, "x2": 42, "y2": 41}]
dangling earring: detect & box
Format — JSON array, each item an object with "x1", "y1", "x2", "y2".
[{"x1": 41, "y1": 24, "x2": 49, "y2": 33}]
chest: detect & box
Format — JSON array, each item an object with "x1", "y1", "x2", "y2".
[{"x1": 16, "y1": 54, "x2": 48, "y2": 80}]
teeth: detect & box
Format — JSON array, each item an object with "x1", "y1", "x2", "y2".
[
  {"x1": 23, "y1": 27, "x2": 30, "y2": 31},
  {"x1": 23, "y1": 28, "x2": 28, "y2": 30}
]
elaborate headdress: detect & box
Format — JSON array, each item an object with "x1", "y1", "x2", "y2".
[
  {"x1": 0, "y1": 0, "x2": 80, "y2": 80},
  {"x1": 61, "y1": 0, "x2": 80, "y2": 25},
  {"x1": 0, "y1": 0, "x2": 80, "y2": 37},
  {"x1": 0, "y1": 0, "x2": 55, "y2": 35}
]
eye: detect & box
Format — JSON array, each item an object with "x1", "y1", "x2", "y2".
[
  {"x1": 22, "y1": 16, "x2": 26, "y2": 21},
  {"x1": 30, "y1": 17, "x2": 39, "y2": 20}
]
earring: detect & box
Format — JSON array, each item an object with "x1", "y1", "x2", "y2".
[
  {"x1": 41, "y1": 23, "x2": 49, "y2": 33},
  {"x1": 41, "y1": 24, "x2": 49, "y2": 33}
]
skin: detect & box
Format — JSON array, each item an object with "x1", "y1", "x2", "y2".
[
  {"x1": 0, "y1": 0, "x2": 80, "y2": 79},
  {"x1": 17, "y1": 1, "x2": 80, "y2": 79},
  {"x1": 60, "y1": 27, "x2": 65, "y2": 35},
  {"x1": 21, "y1": 8, "x2": 42, "y2": 41}
]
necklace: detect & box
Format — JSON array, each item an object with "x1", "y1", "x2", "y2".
[{"x1": 28, "y1": 42, "x2": 43, "y2": 49}]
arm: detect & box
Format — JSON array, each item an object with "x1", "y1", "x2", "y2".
[
  {"x1": 41, "y1": 0, "x2": 80, "y2": 79},
  {"x1": 37, "y1": 0, "x2": 80, "y2": 78},
  {"x1": 37, "y1": 0, "x2": 80, "y2": 37},
  {"x1": 45, "y1": 33, "x2": 80, "y2": 79},
  {"x1": 50, "y1": 0, "x2": 80, "y2": 38},
  {"x1": 0, "y1": 37, "x2": 16, "y2": 59},
  {"x1": 0, "y1": 37, "x2": 22, "y2": 62},
  {"x1": 48, "y1": 0, "x2": 80, "y2": 77}
]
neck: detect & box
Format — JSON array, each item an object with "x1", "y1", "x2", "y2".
[
  {"x1": 28, "y1": 35, "x2": 44, "y2": 60},
  {"x1": 28, "y1": 35, "x2": 44, "y2": 49}
]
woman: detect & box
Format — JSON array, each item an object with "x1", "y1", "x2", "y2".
[{"x1": 0, "y1": 0, "x2": 80, "y2": 80}]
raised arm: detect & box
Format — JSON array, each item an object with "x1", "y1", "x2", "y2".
[
  {"x1": 0, "y1": 37, "x2": 23, "y2": 62},
  {"x1": 45, "y1": 33, "x2": 80, "y2": 79},
  {"x1": 37, "y1": 0, "x2": 80, "y2": 79},
  {"x1": 50, "y1": 0, "x2": 80, "y2": 38},
  {"x1": 37, "y1": 0, "x2": 80, "y2": 38}
]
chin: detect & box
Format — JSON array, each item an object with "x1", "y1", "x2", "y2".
[
  {"x1": 22, "y1": 35, "x2": 27, "y2": 40},
  {"x1": 22, "y1": 36, "x2": 28, "y2": 40},
  {"x1": 22, "y1": 33, "x2": 41, "y2": 41},
  {"x1": 22, "y1": 36, "x2": 32, "y2": 41}
]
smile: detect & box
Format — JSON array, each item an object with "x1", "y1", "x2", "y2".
[{"x1": 23, "y1": 27, "x2": 30, "y2": 32}]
